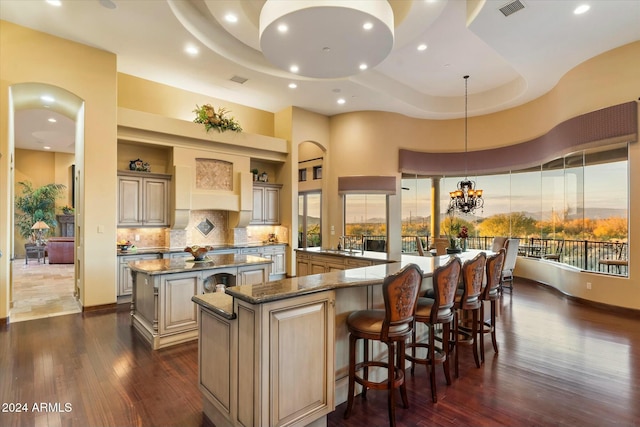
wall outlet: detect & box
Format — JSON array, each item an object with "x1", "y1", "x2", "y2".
[
  {"x1": 586, "y1": 282, "x2": 592, "y2": 290},
  {"x1": 135, "y1": 234, "x2": 140, "y2": 241}
]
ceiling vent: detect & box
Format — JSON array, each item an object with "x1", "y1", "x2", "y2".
[
  {"x1": 499, "y1": 0, "x2": 525, "y2": 17},
  {"x1": 230, "y1": 75, "x2": 248, "y2": 84}
]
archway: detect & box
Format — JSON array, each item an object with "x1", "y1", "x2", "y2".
[
  {"x1": 297, "y1": 140, "x2": 327, "y2": 249},
  {"x1": 8, "y1": 83, "x2": 84, "y2": 322}
]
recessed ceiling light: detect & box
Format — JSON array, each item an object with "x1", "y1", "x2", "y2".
[
  {"x1": 363, "y1": 22, "x2": 373, "y2": 30},
  {"x1": 225, "y1": 13, "x2": 238, "y2": 23},
  {"x1": 359, "y1": 63, "x2": 368, "y2": 70},
  {"x1": 337, "y1": 98, "x2": 346, "y2": 105},
  {"x1": 48, "y1": 118, "x2": 57, "y2": 123},
  {"x1": 277, "y1": 24, "x2": 288, "y2": 33},
  {"x1": 43, "y1": 146, "x2": 51, "y2": 150},
  {"x1": 46, "y1": 0, "x2": 62, "y2": 6},
  {"x1": 574, "y1": 4, "x2": 590, "y2": 14},
  {"x1": 290, "y1": 65, "x2": 299, "y2": 73},
  {"x1": 185, "y1": 45, "x2": 199, "y2": 56},
  {"x1": 288, "y1": 83, "x2": 297, "y2": 89},
  {"x1": 417, "y1": 44, "x2": 427, "y2": 51},
  {"x1": 40, "y1": 95, "x2": 55, "y2": 103}
]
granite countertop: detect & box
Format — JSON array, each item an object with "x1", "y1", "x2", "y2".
[
  {"x1": 191, "y1": 292, "x2": 236, "y2": 320},
  {"x1": 128, "y1": 253, "x2": 272, "y2": 275},
  {"x1": 117, "y1": 242, "x2": 287, "y2": 256},
  {"x1": 295, "y1": 247, "x2": 398, "y2": 263},
  {"x1": 227, "y1": 252, "x2": 489, "y2": 303}
]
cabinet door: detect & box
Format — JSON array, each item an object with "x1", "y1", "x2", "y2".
[
  {"x1": 267, "y1": 292, "x2": 335, "y2": 425},
  {"x1": 143, "y1": 178, "x2": 169, "y2": 226},
  {"x1": 310, "y1": 260, "x2": 327, "y2": 275},
  {"x1": 251, "y1": 187, "x2": 264, "y2": 224},
  {"x1": 118, "y1": 254, "x2": 161, "y2": 297},
  {"x1": 263, "y1": 187, "x2": 280, "y2": 224},
  {"x1": 118, "y1": 176, "x2": 142, "y2": 226},
  {"x1": 159, "y1": 272, "x2": 200, "y2": 335},
  {"x1": 271, "y1": 252, "x2": 286, "y2": 276},
  {"x1": 296, "y1": 259, "x2": 309, "y2": 277},
  {"x1": 237, "y1": 265, "x2": 268, "y2": 285}
]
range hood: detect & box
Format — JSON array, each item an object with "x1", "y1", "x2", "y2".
[{"x1": 172, "y1": 165, "x2": 253, "y2": 229}]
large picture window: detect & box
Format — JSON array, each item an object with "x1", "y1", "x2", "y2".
[
  {"x1": 403, "y1": 144, "x2": 629, "y2": 275},
  {"x1": 344, "y1": 194, "x2": 387, "y2": 251}
]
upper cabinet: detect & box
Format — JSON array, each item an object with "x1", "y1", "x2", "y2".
[
  {"x1": 118, "y1": 171, "x2": 171, "y2": 227},
  {"x1": 251, "y1": 183, "x2": 282, "y2": 225}
]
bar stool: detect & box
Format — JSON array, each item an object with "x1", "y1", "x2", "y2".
[
  {"x1": 454, "y1": 252, "x2": 486, "y2": 377},
  {"x1": 343, "y1": 263, "x2": 423, "y2": 427},
  {"x1": 406, "y1": 256, "x2": 462, "y2": 403},
  {"x1": 480, "y1": 248, "x2": 506, "y2": 363}
]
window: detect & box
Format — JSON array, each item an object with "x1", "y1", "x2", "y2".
[
  {"x1": 298, "y1": 192, "x2": 321, "y2": 248},
  {"x1": 431, "y1": 144, "x2": 628, "y2": 275},
  {"x1": 344, "y1": 194, "x2": 387, "y2": 250},
  {"x1": 298, "y1": 168, "x2": 307, "y2": 182},
  {"x1": 401, "y1": 175, "x2": 432, "y2": 252},
  {"x1": 313, "y1": 165, "x2": 322, "y2": 180}
]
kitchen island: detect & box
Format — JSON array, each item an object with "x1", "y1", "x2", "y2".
[
  {"x1": 128, "y1": 253, "x2": 271, "y2": 350},
  {"x1": 191, "y1": 251, "x2": 485, "y2": 427}
]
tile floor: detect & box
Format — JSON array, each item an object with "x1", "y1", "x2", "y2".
[{"x1": 10, "y1": 258, "x2": 80, "y2": 323}]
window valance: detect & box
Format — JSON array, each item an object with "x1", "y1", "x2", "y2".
[{"x1": 338, "y1": 176, "x2": 396, "y2": 195}]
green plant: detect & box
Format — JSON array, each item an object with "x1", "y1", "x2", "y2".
[
  {"x1": 61, "y1": 205, "x2": 74, "y2": 215},
  {"x1": 193, "y1": 104, "x2": 242, "y2": 133},
  {"x1": 15, "y1": 181, "x2": 66, "y2": 241}
]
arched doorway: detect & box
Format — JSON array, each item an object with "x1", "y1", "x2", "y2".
[
  {"x1": 8, "y1": 83, "x2": 84, "y2": 322},
  {"x1": 298, "y1": 140, "x2": 327, "y2": 249}
]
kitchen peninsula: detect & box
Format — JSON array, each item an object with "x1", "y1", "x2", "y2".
[
  {"x1": 191, "y1": 251, "x2": 484, "y2": 427},
  {"x1": 129, "y1": 253, "x2": 271, "y2": 350}
]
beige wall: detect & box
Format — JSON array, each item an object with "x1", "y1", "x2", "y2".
[
  {"x1": 118, "y1": 74, "x2": 275, "y2": 137},
  {"x1": 1, "y1": 20, "x2": 118, "y2": 315}
]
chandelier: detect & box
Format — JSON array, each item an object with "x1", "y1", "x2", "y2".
[{"x1": 448, "y1": 75, "x2": 484, "y2": 215}]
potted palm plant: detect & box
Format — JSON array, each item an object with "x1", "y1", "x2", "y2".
[{"x1": 15, "y1": 181, "x2": 66, "y2": 243}]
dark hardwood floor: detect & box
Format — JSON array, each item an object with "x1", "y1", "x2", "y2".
[{"x1": 1, "y1": 278, "x2": 639, "y2": 427}]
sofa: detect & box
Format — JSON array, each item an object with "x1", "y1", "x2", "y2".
[{"x1": 47, "y1": 237, "x2": 75, "y2": 264}]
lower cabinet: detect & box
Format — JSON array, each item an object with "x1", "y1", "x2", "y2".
[
  {"x1": 296, "y1": 252, "x2": 375, "y2": 276},
  {"x1": 241, "y1": 245, "x2": 287, "y2": 281},
  {"x1": 199, "y1": 290, "x2": 336, "y2": 427},
  {"x1": 131, "y1": 262, "x2": 270, "y2": 350},
  {"x1": 118, "y1": 253, "x2": 161, "y2": 297}
]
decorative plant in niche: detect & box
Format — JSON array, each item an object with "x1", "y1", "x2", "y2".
[
  {"x1": 15, "y1": 181, "x2": 66, "y2": 242},
  {"x1": 193, "y1": 104, "x2": 243, "y2": 133}
]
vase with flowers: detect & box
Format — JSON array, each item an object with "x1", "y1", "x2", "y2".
[
  {"x1": 444, "y1": 209, "x2": 463, "y2": 254},
  {"x1": 457, "y1": 225, "x2": 469, "y2": 251}
]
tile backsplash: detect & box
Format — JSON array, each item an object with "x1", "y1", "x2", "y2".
[{"x1": 117, "y1": 209, "x2": 288, "y2": 249}]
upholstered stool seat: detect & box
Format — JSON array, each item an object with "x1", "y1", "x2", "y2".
[{"x1": 344, "y1": 263, "x2": 423, "y2": 427}]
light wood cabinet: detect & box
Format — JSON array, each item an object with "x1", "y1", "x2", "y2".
[
  {"x1": 242, "y1": 245, "x2": 287, "y2": 281},
  {"x1": 250, "y1": 183, "x2": 281, "y2": 225},
  {"x1": 199, "y1": 290, "x2": 335, "y2": 427},
  {"x1": 296, "y1": 251, "x2": 375, "y2": 276},
  {"x1": 131, "y1": 261, "x2": 270, "y2": 349},
  {"x1": 117, "y1": 171, "x2": 170, "y2": 227},
  {"x1": 118, "y1": 253, "x2": 161, "y2": 297}
]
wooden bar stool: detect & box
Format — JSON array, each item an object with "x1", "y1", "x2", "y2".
[
  {"x1": 480, "y1": 248, "x2": 506, "y2": 363},
  {"x1": 406, "y1": 256, "x2": 462, "y2": 403},
  {"x1": 343, "y1": 263, "x2": 423, "y2": 427},
  {"x1": 454, "y1": 251, "x2": 486, "y2": 377}
]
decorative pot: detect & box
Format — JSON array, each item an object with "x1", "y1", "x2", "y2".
[{"x1": 185, "y1": 245, "x2": 212, "y2": 261}]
